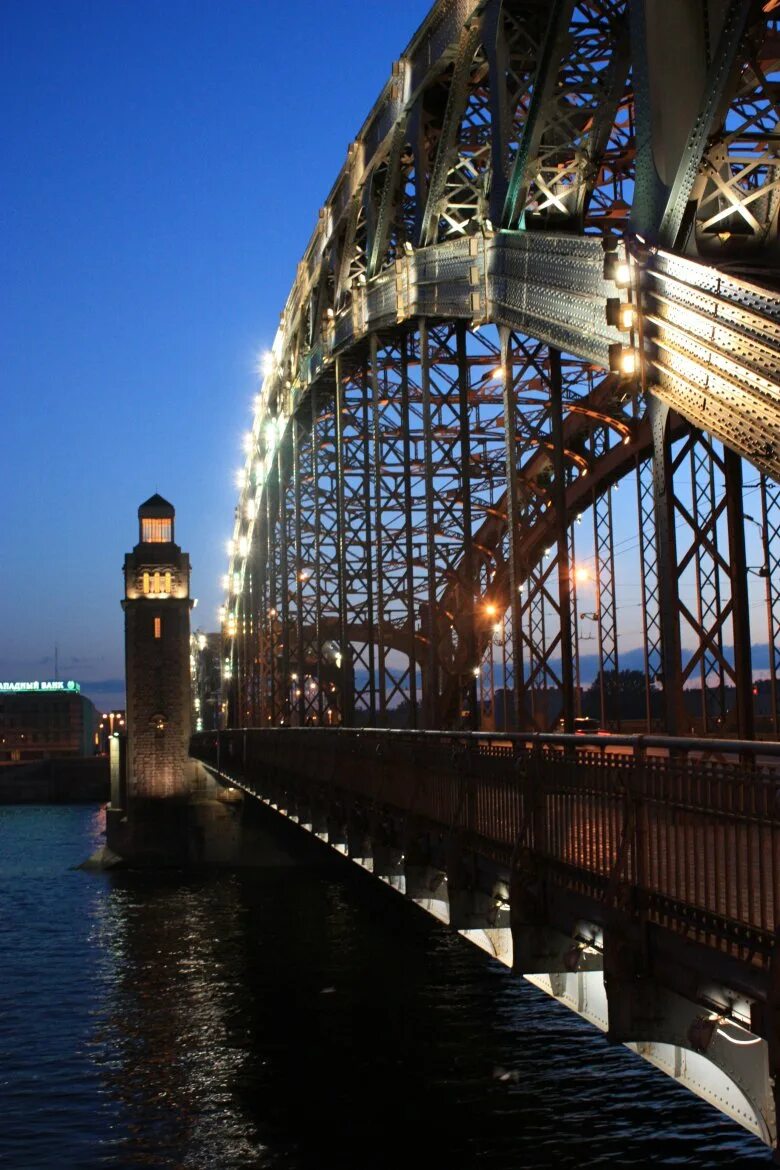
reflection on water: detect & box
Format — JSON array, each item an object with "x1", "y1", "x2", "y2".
[{"x1": 0, "y1": 805, "x2": 772, "y2": 1169}]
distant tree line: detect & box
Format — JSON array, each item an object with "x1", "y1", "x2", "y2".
[{"x1": 581, "y1": 669, "x2": 662, "y2": 720}]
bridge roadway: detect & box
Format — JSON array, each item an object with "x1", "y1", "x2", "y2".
[{"x1": 193, "y1": 726, "x2": 780, "y2": 1150}]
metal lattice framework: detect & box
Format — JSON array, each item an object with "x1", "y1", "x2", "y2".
[{"x1": 222, "y1": 0, "x2": 780, "y2": 738}]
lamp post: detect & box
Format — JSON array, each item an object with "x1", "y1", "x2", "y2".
[
  {"x1": 482, "y1": 602, "x2": 498, "y2": 730},
  {"x1": 572, "y1": 564, "x2": 594, "y2": 718}
]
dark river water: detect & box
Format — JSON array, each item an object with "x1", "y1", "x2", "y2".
[{"x1": 0, "y1": 804, "x2": 772, "y2": 1169}]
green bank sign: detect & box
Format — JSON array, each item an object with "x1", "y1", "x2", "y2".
[{"x1": 0, "y1": 680, "x2": 81, "y2": 694}]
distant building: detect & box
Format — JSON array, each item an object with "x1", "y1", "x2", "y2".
[
  {"x1": 0, "y1": 680, "x2": 99, "y2": 764},
  {"x1": 190, "y1": 630, "x2": 222, "y2": 731}
]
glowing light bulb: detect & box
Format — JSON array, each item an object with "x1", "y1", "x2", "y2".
[{"x1": 620, "y1": 349, "x2": 637, "y2": 376}]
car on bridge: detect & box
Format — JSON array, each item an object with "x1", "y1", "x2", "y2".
[{"x1": 556, "y1": 716, "x2": 602, "y2": 734}]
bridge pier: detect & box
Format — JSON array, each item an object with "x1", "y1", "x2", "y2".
[
  {"x1": 371, "y1": 817, "x2": 405, "y2": 890},
  {"x1": 510, "y1": 851, "x2": 603, "y2": 976},
  {"x1": 346, "y1": 808, "x2": 373, "y2": 870},
  {"x1": 325, "y1": 804, "x2": 348, "y2": 854},
  {"x1": 372, "y1": 842, "x2": 405, "y2": 891},
  {"x1": 308, "y1": 802, "x2": 329, "y2": 842},
  {"x1": 399, "y1": 830, "x2": 449, "y2": 920},
  {"x1": 447, "y1": 843, "x2": 508, "y2": 930}
]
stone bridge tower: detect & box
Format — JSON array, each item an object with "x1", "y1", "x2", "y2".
[
  {"x1": 121, "y1": 495, "x2": 192, "y2": 801},
  {"x1": 100, "y1": 494, "x2": 251, "y2": 867}
]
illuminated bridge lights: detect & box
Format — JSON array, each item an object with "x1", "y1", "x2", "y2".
[{"x1": 218, "y1": 1, "x2": 780, "y2": 773}]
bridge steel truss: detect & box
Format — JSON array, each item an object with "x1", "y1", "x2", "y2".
[{"x1": 222, "y1": 0, "x2": 780, "y2": 742}]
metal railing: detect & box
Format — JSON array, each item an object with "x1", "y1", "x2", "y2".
[{"x1": 191, "y1": 727, "x2": 780, "y2": 965}]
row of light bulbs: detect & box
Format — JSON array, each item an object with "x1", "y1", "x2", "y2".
[
  {"x1": 222, "y1": 347, "x2": 282, "y2": 635},
  {"x1": 222, "y1": 242, "x2": 642, "y2": 643},
  {"x1": 603, "y1": 240, "x2": 639, "y2": 378}
]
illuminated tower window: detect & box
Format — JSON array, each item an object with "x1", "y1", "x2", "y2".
[
  {"x1": 154, "y1": 617, "x2": 162, "y2": 639},
  {"x1": 164, "y1": 571, "x2": 172, "y2": 594},
  {"x1": 141, "y1": 517, "x2": 172, "y2": 542},
  {"x1": 153, "y1": 570, "x2": 161, "y2": 593},
  {"x1": 142, "y1": 572, "x2": 150, "y2": 594}
]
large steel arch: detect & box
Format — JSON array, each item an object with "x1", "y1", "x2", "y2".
[{"x1": 221, "y1": 0, "x2": 780, "y2": 738}]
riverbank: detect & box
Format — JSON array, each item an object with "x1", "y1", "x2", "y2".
[{"x1": 0, "y1": 757, "x2": 109, "y2": 803}]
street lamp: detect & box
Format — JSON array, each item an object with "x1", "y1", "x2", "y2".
[{"x1": 743, "y1": 514, "x2": 765, "y2": 538}]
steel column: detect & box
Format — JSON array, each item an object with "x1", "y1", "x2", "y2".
[
  {"x1": 649, "y1": 396, "x2": 685, "y2": 735},
  {"x1": 549, "y1": 347, "x2": 575, "y2": 731},
  {"x1": 725, "y1": 448, "x2": 754, "y2": 740},
  {"x1": 761, "y1": 476, "x2": 780, "y2": 735}
]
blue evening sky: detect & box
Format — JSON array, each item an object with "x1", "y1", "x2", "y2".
[
  {"x1": 2, "y1": 0, "x2": 430, "y2": 709},
  {"x1": 3, "y1": 1, "x2": 770, "y2": 715}
]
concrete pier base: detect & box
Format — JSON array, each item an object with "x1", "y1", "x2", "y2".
[{"x1": 99, "y1": 767, "x2": 298, "y2": 868}]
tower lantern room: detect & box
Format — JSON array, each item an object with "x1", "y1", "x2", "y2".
[
  {"x1": 139, "y1": 493, "x2": 174, "y2": 545},
  {"x1": 124, "y1": 494, "x2": 190, "y2": 603}
]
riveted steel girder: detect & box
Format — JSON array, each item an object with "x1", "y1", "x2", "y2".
[{"x1": 221, "y1": 0, "x2": 780, "y2": 743}]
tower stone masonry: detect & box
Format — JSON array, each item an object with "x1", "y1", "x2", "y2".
[{"x1": 122, "y1": 494, "x2": 192, "y2": 799}]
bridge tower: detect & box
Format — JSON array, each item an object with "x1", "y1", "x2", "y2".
[
  {"x1": 104, "y1": 495, "x2": 199, "y2": 863},
  {"x1": 122, "y1": 494, "x2": 192, "y2": 799},
  {"x1": 101, "y1": 494, "x2": 260, "y2": 867}
]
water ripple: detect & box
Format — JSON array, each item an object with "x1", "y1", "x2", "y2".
[{"x1": 0, "y1": 806, "x2": 772, "y2": 1169}]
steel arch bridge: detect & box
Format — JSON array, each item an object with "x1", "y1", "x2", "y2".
[{"x1": 219, "y1": 0, "x2": 780, "y2": 739}]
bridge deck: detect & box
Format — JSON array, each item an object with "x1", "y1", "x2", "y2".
[{"x1": 193, "y1": 728, "x2": 780, "y2": 969}]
